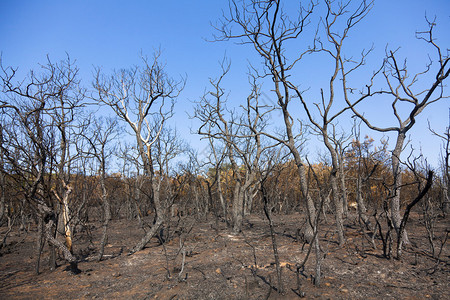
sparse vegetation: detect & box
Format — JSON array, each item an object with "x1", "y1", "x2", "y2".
[{"x1": 0, "y1": 0, "x2": 448, "y2": 299}]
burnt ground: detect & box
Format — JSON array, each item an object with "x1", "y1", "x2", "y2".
[{"x1": 0, "y1": 211, "x2": 449, "y2": 299}]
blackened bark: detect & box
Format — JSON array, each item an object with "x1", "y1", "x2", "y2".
[
  {"x1": 262, "y1": 183, "x2": 284, "y2": 294},
  {"x1": 397, "y1": 171, "x2": 434, "y2": 259}
]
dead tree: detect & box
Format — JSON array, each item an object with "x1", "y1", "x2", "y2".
[
  {"x1": 203, "y1": 136, "x2": 228, "y2": 222},
  {"x1": 286, "y1": 0, "x2": 376, "y2": 246},
  {"x1": 349, "y1": 121, "x2": 380, "y2": 227},
  {"x1": 194, "y1": 61, "x2": 244, "y2": 233},
  {"x1": 429, "y1": 111, "x2": 450, "y2": 216},
  {"x1": 152, "y1": 125, "x2": 189, "y2": 236},
  {"x1": 232, "y1": 74, "x2": 275, "y2": 232},
  {"x1": 50, "y1": 72, "x2": 86, "y2": 260},
  {"x1": 215, "y1": 0, "x2": 319, "y2": 242},
  {"x1": 0, "y1": 123, "x2": 6, "y2": 227},
  {"x1": 94, "y1": 51, "x2": 185, "y2": 254},
  {"x1": 347, "y1": 18, "x2": 450, "y2": 245},
  {"x1": 397, "y1": 153, "x2": 434, "y2": 259},
  {"x1": 82, "y1": 117, "x2": 119, "y2": 261},
  {"x1": 194, "y1": 61, "x2": 272, "y2": 234},
  {"x1": 215, "y1": 0, "x2": 381, "y2": 247},
  {"x1": 0, "y1": 56, "x2": 82, "y2": 274},
  {"x1": 258, "y1": 147, "x2": 289, "y2": 294},
  {"x1": 331, "y1": 127, "x2": 352, "y2": 219}
]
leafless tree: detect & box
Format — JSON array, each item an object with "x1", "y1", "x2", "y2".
[
  {"x1": 396, "y1": 153, "x2": 434, "y2": 259},
  {"x1": 115, "y1": 144, "x2": 139, "y2": 220},
  {"x1": 0, "y1": 55, "x2": 83, "y2": 274},
  {"x1": 194, "y1": 61, "x2": 246, "y2": 233},
  {"x1": 0, "y1": 122, "x2": 6, "y2": 227},
  {"x1": 203, "y1": 135, "x2": 228, "y2": 222},
  {"x1": 330, "y1": 127, "x2": 352, "y2": 219},
  {"x1": 214, "y1": 0, "x2": 319, "y2": 242},
  {"x1": 215, "y1": 0, "x2": 381, "y2": 247},
  {"x1": 194, "y1": 59, "x2": 274, "y2": 234},
  {"x1": 82, "y1": 116, "x2": 119, "y2": 261},
  {"x1": 152, "y1": 125, "x2": 189, "y2": 238},
  {"x1": 257, "y1": 146, "x2": 295, "y2": 293},
  {"x1": 350, "y1": 121, "x2": 375, "y2": 226},
  {"x1": 288, "y1": 0, "x2": 376, "y2": 246},
  {"x1": 0, "y1": 121, "x2": 17, "y2": 249},
  {"x1": 50, "y1": 74, "x2": 86, "y2": 260},
  {"x1": 93, "y1": 51, "x2": 185, "y2": 254},
  {"x1": 174, "y1": 149, "x2": 207, "y2": 219},
  {"x1": 347, "y1": 18, "x2": 450, "y2": 245},
  {"x1": 429, "y1": 110, "x2": 450, "y2": 216}
]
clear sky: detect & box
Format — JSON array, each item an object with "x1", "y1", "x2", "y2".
[{"x1": 1, "y1": 0, "x2": 449, "y2": 168}]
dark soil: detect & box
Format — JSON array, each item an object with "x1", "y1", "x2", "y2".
[{"x1": 0, "y1": 211, "x2": 448, "y2": 299}]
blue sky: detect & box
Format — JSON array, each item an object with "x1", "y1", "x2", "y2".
[{"x1": 1, "y1": 0, "x2": 449, "y2": 167}]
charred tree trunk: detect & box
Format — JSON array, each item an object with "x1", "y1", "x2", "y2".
[
  {"x1": 262, "y1": 181, "x2": 284, "y2": 294},
  {"x1": 52, "y1": 185, "x2": 74, "y2": 253},
  {"x1": 391, "y1": 133, "x2": 408, "y2": 245},
  {"x1": 0, "y1": 134, "x2": 5, "y2": 226},
  {"x1": 339, "y1": 161, "x2": 349, "y2": 218},
  {"x1": 35, "y1": 216, "x2": 45, "y2": 274},
  {"x1": 232, "y1": 182, "x2": 244, "y2": 234},
  {"x1": 294, "y1": 156, "x2": 317, "y2": 241},
  {"x1": 397, "y1": 171, "x2": 433, "y2": 259},
  {"x1": 356, "y1": 175, "x2": 370, "y2": 226},
  {"x1": 216, "y1": 171, "x2": 227, "y2": 221},
  {"x1": 98, "y1": 167, "x2": 111, "y2": 261},
  {"x1": 38, "y1": 202, "x2": 80, "y2": 274},
  {"x1": 129, "y1": 179, "x2": 164, "y2": 254},
  {"x1": 324, "y1": 135, "x2": 345, "y2": 246}
]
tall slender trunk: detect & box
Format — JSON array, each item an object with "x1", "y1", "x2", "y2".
[
  {"x1": 324, "y1": 134, "x2": 345, "y2": 246},
  {"x1": 443, "y1": 180, "x2": 450, "y2": 216},
  {"x1": 232, "y1": 182, "x2": 244, "y2": 234},
  {"x1": 443, "y1": 148, "x2": 450, "y2": 216},
  {"x1": 262, "y1": 183, "x2": 283, "y2": 294},
  {"x1": 128, "y1": 137, "x2": 167, "y2": 254},
  {"x1": 391, "y1": 132, "x2": 408, "y2": 244},
  {"x1": 217, "y1": 171, "x2": 227, "y2": 219},
  {"x1": 0, "y1": 155, "x2": 5, "y2": 225},
  {"x1": 0, "y1": 125, "x2": 5, "y2": 225},
  {"x1": 98, "y1": 165, "x2": 110, "y2": 261},
  {"x1": 338, "y1": 159, "x2": 349, "y2": 218},
  {"x1": 356, "y1": 175, "x2": 369, "y2": 225},
  {"x1": 330, "y1": 174, "x2": 345, "y2": 246},
  {"x1": 52, "y1": 185, "x2": 74, "y2": 253},
  {"x1": 295, "y1": 156, "x2": 317, "y2": 229},
  {"x1": 56, "y1": 101, "x2": 75, "y2": 254},
  {"x1": 130, "y1": 179, "x2": 164, "y2": 254},
  {"x1": 244, "y1": 186, "x2": 256, "y2": 216},
  {"x1": 0, "y1": 171, "x2": 5, "y2": 226},
  {"x1": 35, "y1": 217, "x2": 45, "y2": 274},
  {"x1": 62, "y1": 193, "x2": 73, "y2": 252},
  {"x1": 282, "y1": 108, "x2": 316, "y2": 234}
]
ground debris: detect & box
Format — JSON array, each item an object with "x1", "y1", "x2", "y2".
[{"x1": 0, "y1": 213, "x2": 448, "y2": 299}]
